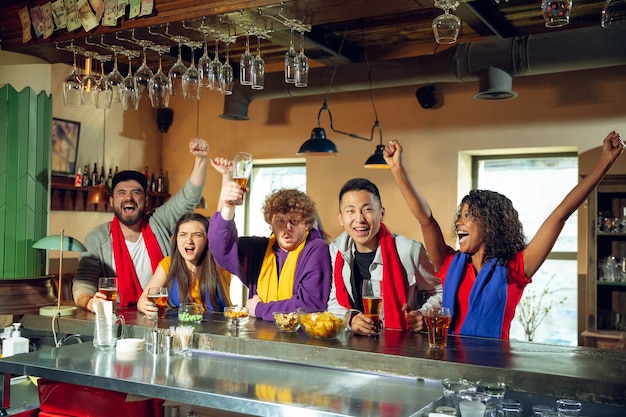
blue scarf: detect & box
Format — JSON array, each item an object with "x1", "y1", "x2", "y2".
[
  {"x1": 442, "y1": 253, "x2": 508, "y2": 338},
  {"x1": 169, "y1": 277, "x2": 227, "y2": 312}
]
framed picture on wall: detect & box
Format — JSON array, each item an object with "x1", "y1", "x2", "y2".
[{"x1": 52, "y1": 118, "x2": 80, "y2": 176}]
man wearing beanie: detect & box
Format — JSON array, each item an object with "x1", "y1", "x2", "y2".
[{"x1": 73, "y1": 138, "x2": 211, "y2": 312}]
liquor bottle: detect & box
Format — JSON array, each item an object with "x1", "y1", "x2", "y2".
[
  {"x1": 157, "y1": 169, "x2": 164, "y2": 193},
  {"x1": 82, "y1": 164, "x2": 90, "y2": 187},
  {"x1": 150, "y1": 173, "x2": 156, "y2": 193},
  {"x1": 74, "y1": 166, "x2": 82, "y2": 187},
  {"x1": 144, "y1": 166, "x2": 149, "y2": 180},
  {"x1": 106, "y1": 168, "x2": 113, "y2": 189},
  {"x1": 91, "y1": 163, "x2": 98, "y2": 187},
  {"x1": 99, "y1": 165, "x2": 105, "y2": 185},
  {"x1": 114, "y1": 165, "x2": 119, "y2": 177}
]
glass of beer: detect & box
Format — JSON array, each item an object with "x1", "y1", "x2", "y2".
[
  {"x1": 147, "y1": 287, "x2": 169, "y2": 320},
  {"x1": 231, "y1": 152, "x2": 253, "y2": 205},
  {"x1": 98, "y1": 277, "x2": 118, "y2": 302},
  {"x1": 362, "y1": 279, "x2": 382, "y2": 336},
  {"x1": 424, "y1": 306, "x2": 451, "y2": 349}
]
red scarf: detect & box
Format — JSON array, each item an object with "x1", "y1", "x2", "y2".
[
  {"x1": 111, "y1": 216, "x2": 163, "y2": 306},
  {"x1": 333, "y1": 223, "x2": 407, "y2": 330}
]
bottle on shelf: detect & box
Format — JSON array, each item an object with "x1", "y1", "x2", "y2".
[
  {"x1": 74, "y1": 165, "x2": 82, "y2": 187},
  {"x1": 144, "y1": 166, "x2": 149, "y2": 181},
  {"x1": 114, "y1": 165, "x2": 119, "y2": 176},
  {"x1": 157, "y1": 169, "x2": 164, "y2": 193},
  {"x1": 99, "y1": 165, "x2": 105, "y2": 185},
  {"x1": 82, "y1": 164, "x2": 90, "y2": 187},
  {"x1": 106, "y1": 168, "x2": 113, "y2": 189},
  {"x1": 150, "y1": 173, "x2": 156, "y2": 193},
  {"x1": 91, "y1": 163, "x2": 98, "y2": 187}
]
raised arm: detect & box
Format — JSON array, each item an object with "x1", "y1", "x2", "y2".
[
  {"x1": 188, "y1": 138, "x2": 209, "y2": 187},
  {"x1": 384, "y1": 140, "x2": 450, "y2": 270},
  {"x1": 524, "y1": 131, "x2": 624, "y2": 279}
]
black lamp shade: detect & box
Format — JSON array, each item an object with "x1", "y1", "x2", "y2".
[
  {"x1": 297, "y1": 127, "x2": 339, "y2": 155},
  {"x1": 364, "y1": 145, "x2": 388, "y2": 169}
]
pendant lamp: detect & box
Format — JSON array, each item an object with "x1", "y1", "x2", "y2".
[
  {"x1": 364, "y1": 121, "x2": 388, "y2": 169},
  {"x1": 297, "y1": 99, "x2": 338, "y2": 155}
]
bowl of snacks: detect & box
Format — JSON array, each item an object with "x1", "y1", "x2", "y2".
[
  {"x1": 296, "y1": 308, "x2": 350, "y2": 339},
  {"x1": 178, "y1": 303, "x2": 203, "y2": 324},
  {"x1": 272, "y1": 312, "x2": 300, "y2": 332},
  {"x1": 224, "y1": 306, "x2": 249, "y2": 327}
]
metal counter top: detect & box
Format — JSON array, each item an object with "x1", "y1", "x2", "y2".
[{"x1": 15, "y1": 308, "x2": 626, "y2": 408}]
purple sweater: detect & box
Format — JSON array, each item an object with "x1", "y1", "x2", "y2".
[{"x1": 208, "y1": 212, "x2": 331, "y2": 320}]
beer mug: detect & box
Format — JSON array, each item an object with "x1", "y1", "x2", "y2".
[{"x1": 93, "y1": 314, "x2": 125, "y2": 351}]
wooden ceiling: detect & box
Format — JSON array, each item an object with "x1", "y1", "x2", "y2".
[{"x1": 0, "y1": 0, "x2": 610, "y2": 75}]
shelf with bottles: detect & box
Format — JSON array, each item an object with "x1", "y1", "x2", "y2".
[{"x1": 51, "y1": 175, "x2": 170, "y2": 212}]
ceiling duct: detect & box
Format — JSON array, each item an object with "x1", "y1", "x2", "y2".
[
  {"x1": 221, "y1": 26, "x2": 626, "y2": 120},
  {"x1": 473, "y1": 66, "x2": 517, "y2": 100}
]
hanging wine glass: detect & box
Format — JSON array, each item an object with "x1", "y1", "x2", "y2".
[
  {"x1": 198, "y1": 34, "x2": 212, "y2": 88},
  {"x1": 134, "y1": 45, "x2": 154, "y2": 101},
  {"x1": 148, "y1": 44, "x2": 172, "y2": 109},
  {"x1": 120, "y1": 50, "x2": 140, "y2": 111},
  {"x1": 61, "y1": 43, "x2": 83, "y2": 107},
  {"x1": 295, "y1": 31, "x2": 309, "y2": 88},
  {"x1": 240, "y1": 31, "x2": 253, "y2": 86},
  {"x1": 251, "y1": 35, "x2": 265, "y2": 90},
  {"x1": 94, "y1": 54, "x2": 113, "y2": 109},
  {"x1": 284, "y1": 28, "x2": 297, "y2": 84},
  {"x1": 209, "y1": 38, "x2": 223, "y2": 92},
  {"x1": 182, "y1": 41, "x2": 202, "y2": 100},
  {"x1": 432, "y1": 0, "x2": 461, "y2": 45},
  {"x1": 168, "y1": 40, "x2": 188, "y2": 96},
  {"x1": 80, "y1": 53, "x2": 99, "y2": 106},
  {"x1": 106, "y1": 51, "x2": 124, "y2": 103},
  {"x1": 220, "y1": 40, "x2": 234, "y2": 95}
]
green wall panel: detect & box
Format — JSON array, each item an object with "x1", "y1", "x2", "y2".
[{"x1": 0, "y1": 85, "x2": 51, "y2": 279}]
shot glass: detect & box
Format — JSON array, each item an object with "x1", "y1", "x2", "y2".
[
  {"x1": 556, "y1": 399, "x2": 582, "y2": 416},
  {"x1": 424, "y1": 306, "x2": 451, "y2": 348}
]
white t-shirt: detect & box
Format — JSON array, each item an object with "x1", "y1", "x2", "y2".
[{"x1": 110, "y1": 233, "x2": 153, "y2": 289}]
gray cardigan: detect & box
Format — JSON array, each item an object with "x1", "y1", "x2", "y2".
[{"x1": 72, "y1": 179, "x2": 203, "y2": 304}]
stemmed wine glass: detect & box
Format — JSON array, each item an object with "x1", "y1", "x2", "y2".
[
  {"x1": 208, "y1": 38, "x2": 223, "y2": 92},
  {"x1": 148, "y1": 44, "x2": 172, "y2": 109},
  {"x1": 432, "y1": 0, "x2": 461, "y2": 45},
  {"x1": 284, "y1": 28, "x2": 297, "y2": 84},
  {"x1": 134, "y1": 44, "x2": 154, "y2": 101},
  {"x1": 94, "y1": 53, "x2": 113, "y2": 109},
  {"x1": 240, "y1": 31, "x2": 253, "y2": 86},
  {"x1": 106, "y1": 51, "x2": 125, "y2": 103},
  {"x1": 59, "y1": 42, "x2": 84, "y2": 107},
  {"x1": 295, "y1": 31, "x2": 309, "y2": 88},
  {"x1": 251, "y1": 35, "x2": 265, "y2": 90},
  {"x1": 220, "y1": 40, "x2": 234, "y2": 95},
  {"x1": 168, "y1": 40, "x2": 188, "y2": 96},
  {"x1": 80, "y1": 52, "x2": 98, "y2": 106},
  {"x1": 120, "y1": 50, "x2": 140, "y2": 111},
  {"x1": 182, "y1": 41, "x2": 202, "y2": 100},
  {"x1": 198, "y1": 34, "x2": 212, "y2": 88}
]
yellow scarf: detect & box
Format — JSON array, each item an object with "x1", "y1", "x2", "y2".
[{"x1": 256, "y1": 231, "x2": 309, "y2": 302}]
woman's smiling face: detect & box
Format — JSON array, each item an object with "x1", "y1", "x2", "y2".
[{"x1": 455, "y1": 203, "x2": 484, "y2": 255}]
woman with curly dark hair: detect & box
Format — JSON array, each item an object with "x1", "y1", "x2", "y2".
[
  {"x1": 383, "y1": 131, "x2": 624, "y2": 339},
  {"x1": 208, "y1": 158, "x2": 331, "y2": 321},
  {"x1": 138, "y1": 213, "x2": 232, "y2": 319}
]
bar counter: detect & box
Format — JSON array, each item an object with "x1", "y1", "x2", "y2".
[{"x1": 3, "y1": 309, "x2": 625, "y2": 416}]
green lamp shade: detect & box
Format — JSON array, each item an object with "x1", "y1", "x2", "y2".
[
  {"x1": 297, "y1": 128, "x2": 339, "y2": 155},
  {"x1": 364, "y1": 145, "x2": 389, "y2": 169},
  {"x1": 33, "y1": 235, "x2": 87, "y2": 252}
]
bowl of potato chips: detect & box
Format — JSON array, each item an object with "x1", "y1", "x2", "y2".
[{"x1": 296, "y1": 308, "x2": 350, "y2": 339}]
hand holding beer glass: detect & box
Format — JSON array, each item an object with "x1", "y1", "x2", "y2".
[
  {"x1": 147, "y1": 287, "x2": 169, "y2": 321},
  {"x1": 98, "y1": 277, "x2": 118, "y2": 302},
  {"x1": 230, "y1": 152, "x2": 253, "y2": 205},
  {"x1": 424, "y1": 306, "x2": 451, "y2": 348},
  {"x1": 362, "y1": 279, "x2": 382, "y2": 336}
]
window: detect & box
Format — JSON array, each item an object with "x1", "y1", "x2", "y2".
[
  {"x1": 473, "y1": 153, "x2": 578, "y2": 345},
  {"x1": 229, "y1": 162, "x2": 306, "y2": 305}
]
